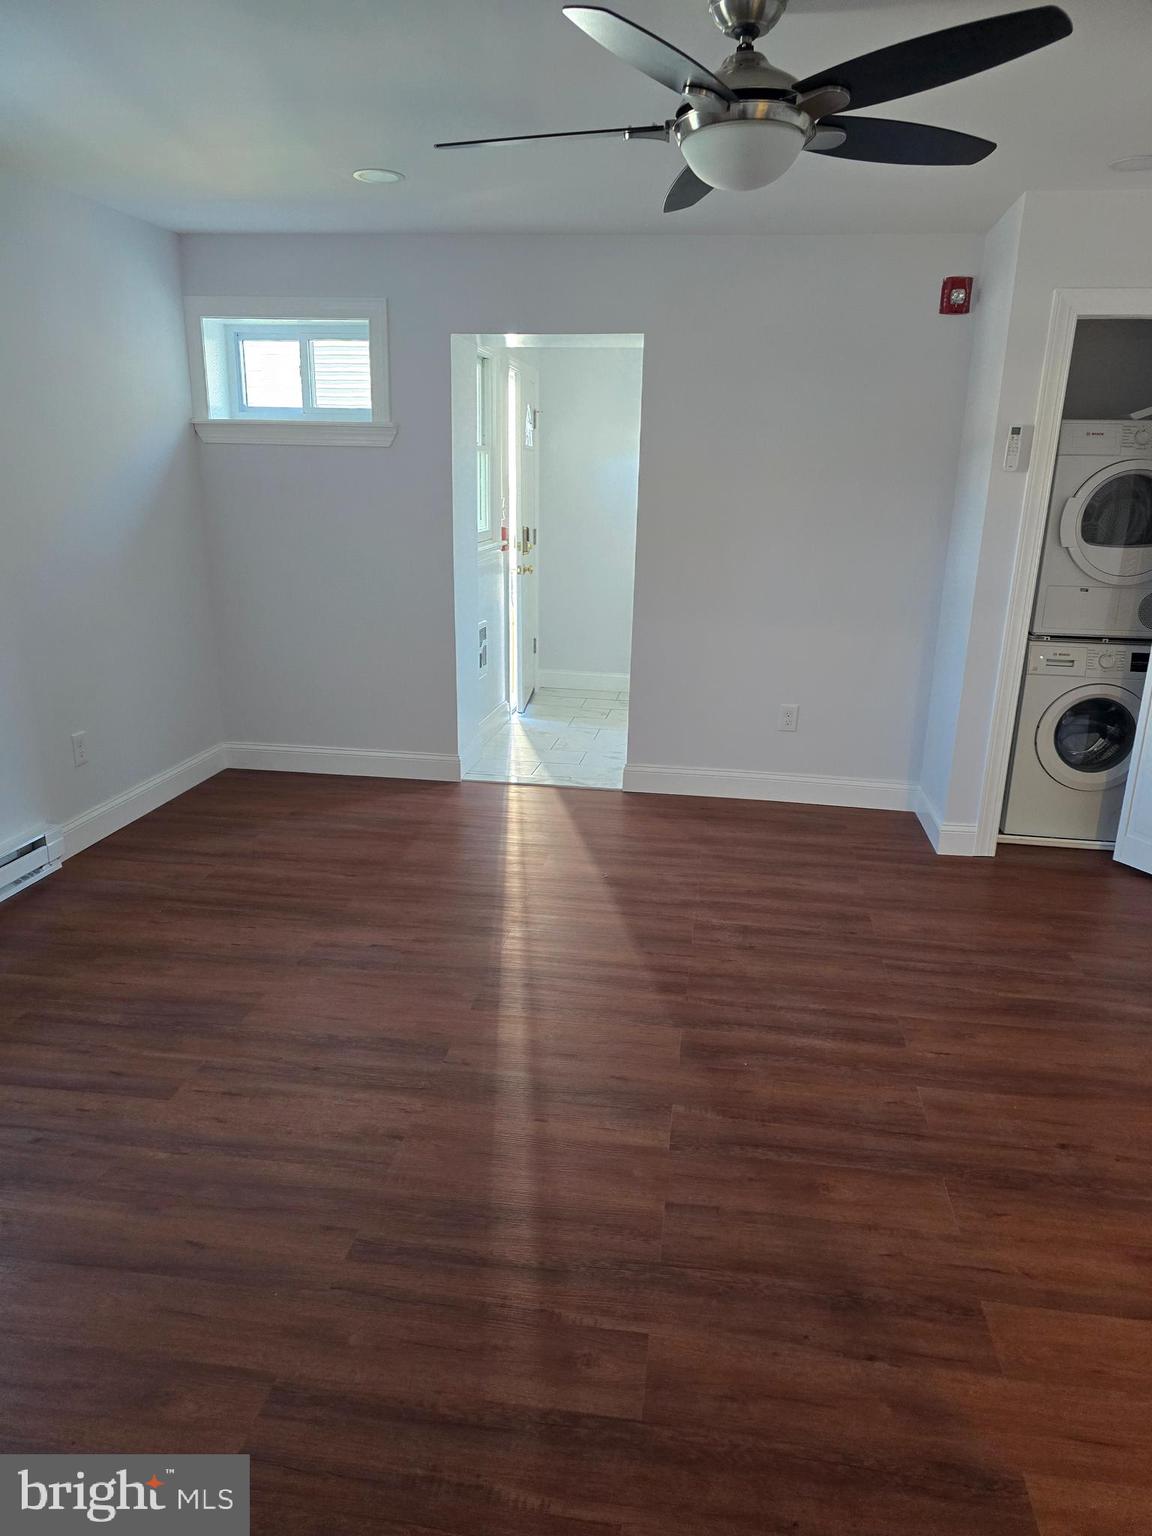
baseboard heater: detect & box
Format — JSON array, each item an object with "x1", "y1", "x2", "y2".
[{"x1": 0, "y1": 832, "x2": 59, "y2": 904}]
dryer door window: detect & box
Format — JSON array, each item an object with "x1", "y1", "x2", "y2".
[
  {"x1": 1062, "y1": 465, "x2": 1152, "y2": 583},
  {"x1": 1036, "y1": 685, "x2": 1140, "y2": 791},
  {"x1": 1082, "y1": 474, "x2": 1152, "y2": 547}
]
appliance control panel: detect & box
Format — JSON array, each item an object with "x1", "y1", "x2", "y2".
[
  {"x1": 1059, "y1": 421, "x2": 1152, "y2": 456},
  {"x1": 1086, "y1": 644, "x2": 1151, "y2": 677},
  {"x1": 1029, "y1": 645, "x2": 1085, "y2": 676},
  {"x1": 1028, "y1": 643, "x2": 1150, "y2": 677}
]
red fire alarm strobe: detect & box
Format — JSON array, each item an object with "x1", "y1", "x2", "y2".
[{"x1": 940, "y1": 276, "x2": 974, "y2": 316}]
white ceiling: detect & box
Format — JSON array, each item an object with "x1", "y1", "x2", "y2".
[{"x1": 2, "y1": 0, "x2": 1150, "y2": 235}]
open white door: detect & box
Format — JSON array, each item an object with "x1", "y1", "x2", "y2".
[
  {"x1": 506, "y1": 360, "x2": 539, "y2": 712},
  {"x1": 1114, "y1": 665, "x2": 1152, "y2": 874}
]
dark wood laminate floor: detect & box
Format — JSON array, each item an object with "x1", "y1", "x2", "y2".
[{"x1": 2, "y1": 770, "x2": 1151, "y2": 1535}]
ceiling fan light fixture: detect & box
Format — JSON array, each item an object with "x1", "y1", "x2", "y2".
[
  {"x1": 352, "y1": 167, "x2": 406, "y2": 184},
  {"x1": 679, "y1": 115, "x2": 806, "y2": 192},
  {"x1": 441, "y1": 3, "x2": 1075, "y2": 211}
]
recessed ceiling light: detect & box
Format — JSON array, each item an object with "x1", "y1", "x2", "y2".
[
  {"x1": 1109, "y1": 155, "x2": 1152, "y2": 173},
  {"x1": 352, "y1": 168, "x2": 405, "y2": 184}
]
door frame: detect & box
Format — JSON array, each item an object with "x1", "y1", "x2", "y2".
[
  {"x1": 975, "y1": 287, "x2": 1152, "y2": 857},
  {"x1": 503, "y1": 357, "x2": 519, "y2": 712}
]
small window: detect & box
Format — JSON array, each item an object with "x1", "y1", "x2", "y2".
[
  {"x1": 185, "y1": 298, "x2": 394, "y2": 444},
  {"x1": 205, "y1": 318, "x2": 371, "y2": 421}
]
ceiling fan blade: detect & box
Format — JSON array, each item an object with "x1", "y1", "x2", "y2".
[
  {"x1": 792, "y1": 6, "x2": 1072, "y2": 113},
  {"x1": 563, "y1": 6, "x2": 737, "y2": 103},
  {"x1": 436, "y1": 124, "x2": 668, "y2": 149},
  {"x1": 806, "y1": 116, "x2": 996, "y2": 166},
  {"x1": 664, "y1": 166, "x2": 713, "y2": 213}
]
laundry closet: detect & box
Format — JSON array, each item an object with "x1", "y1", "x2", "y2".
[{"x1": 1002, "y1": 319, "x2": 1152, "y2": 847}]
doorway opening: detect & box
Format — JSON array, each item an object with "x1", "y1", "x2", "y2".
[
  {"x1": 451, "y1": 333, "x2": 643, "y2": 790},
  {"x1": 987, "y1": 303, "x2": 1152, "y2": 868}
]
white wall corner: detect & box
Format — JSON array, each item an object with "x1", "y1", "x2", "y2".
[
  {"x1": 227, "y1": 743, "x2": 461, "y2": 781},
  {"x1": 623, "y1": 763, "x2": 915, "y2": 813},
  {"x1": 55, "y1": 743, "x2": 230, "y2": 862},
  {"x1": 913, "y1": 787, "x2": 982, "y2": 856},
  {"x1": 50, "y1": 741, "x2": 463, "y2": 866}
]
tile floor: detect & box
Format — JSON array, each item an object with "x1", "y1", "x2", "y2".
[{"x1": 463, "y1": 687, "x2": 628, "y2": 789}]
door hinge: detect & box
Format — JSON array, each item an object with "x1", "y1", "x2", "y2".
[{"x1": 533, "y1": 638, "x2": 537, "y2": 654}]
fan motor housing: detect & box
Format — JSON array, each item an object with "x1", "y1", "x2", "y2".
[
  {"x1": 716, "y1": 47, "x2": 797, "y2": 95},
  {"x1": 709, "y1": 0, "x2": 788, "y2": 40},
  {"x1": 673, "y1": 98, "x2": 812, "y2": 147}
]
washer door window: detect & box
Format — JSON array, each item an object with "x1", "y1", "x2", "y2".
[
  {"x1": 1061, "y1": 462, "x2": 1152, "y2": 584},
  {"x1": 1035, "y1": 684, "x2": 1140, "y2": 791}
]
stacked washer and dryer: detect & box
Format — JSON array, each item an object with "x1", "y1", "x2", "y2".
[{"x1": 1003, "y1": 420, "x2": 1152, "y2": 845}]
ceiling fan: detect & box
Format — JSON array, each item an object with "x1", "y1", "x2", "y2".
[{"x1": 436, "y1": 1, "x2": 1073, "y2": 212}]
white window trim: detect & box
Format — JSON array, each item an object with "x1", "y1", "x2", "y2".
[
  {"x1": 184, "y1": 296, "x2": 396, "y2": 446},
  {"x1": 476, "y1": 348, "x2": 499, "y2": 546}
]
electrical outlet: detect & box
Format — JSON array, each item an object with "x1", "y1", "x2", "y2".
[
  {"x1": 71, "y1": 731, "x2": 88, "y2": 767},
  {"x1": 778, "y1": 705, "x2": 799, "y2": 733}
]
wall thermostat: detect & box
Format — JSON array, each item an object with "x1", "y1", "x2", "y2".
[{"x1": 1003, "y1": 424, "x2": 1033, "y2": 472}]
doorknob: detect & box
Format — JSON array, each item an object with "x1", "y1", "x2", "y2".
[{"x1": 516, "y1": 564, "x2": 534, "y2": 575}]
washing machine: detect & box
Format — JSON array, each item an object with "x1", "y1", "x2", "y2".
[
  {"x1": 1032, "y1": 420, "x2": 1152, "y2": 640},
  {"x1": 1002, "y1": 640, "x2": 1150, "y2": 843}
]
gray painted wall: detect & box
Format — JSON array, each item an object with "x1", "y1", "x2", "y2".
[{"x1": 0, "y1": 171, "x2": 222, "y2": 845}]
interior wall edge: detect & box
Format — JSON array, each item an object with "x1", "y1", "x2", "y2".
[
  {"x1": 915, "y1": 196, "x2": 1026, "y2": 827},
  {"x1": 912, "y1": 786, "x2": 982, "y2": 857},
  {"x1": 51, "y1": 743, "x2": 229, "y2": 863},
  {"x1": 47, "y1": 739, "x2": 467, "y2": 866},
  {"x1": 461, "y1": 702, "x2": 512, "y2": 770}
]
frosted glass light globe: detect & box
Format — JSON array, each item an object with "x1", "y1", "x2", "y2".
[{"x1": 680, "y1": 117, "x2": 806, "y2": 192}]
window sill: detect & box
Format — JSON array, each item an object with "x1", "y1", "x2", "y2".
[{"x1": 193, "y1": 421, "x2": 398, "y2": 447}]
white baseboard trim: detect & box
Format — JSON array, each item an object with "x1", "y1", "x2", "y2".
[
  {"x1": 45, "y1": 741, "x2": 462, "y2": 868},
  {"x1": 44, "y1": 743, "x2": 962, "y2": 875},
  {"x1": 623, "y1": 762, "x2": 914, "y2": 812},
  {"x1": 228, "y1": 742, "x2": 461, "y2": 781},
  {"x1": 538, "y1": 669, "x2": 629, "y2": 694},
  {"x1": 913, "y1": 788, "x2": 981, "y2": 857},
  {"x1": 54, "y1": 744, "x2": 229, "y2": 862}
]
